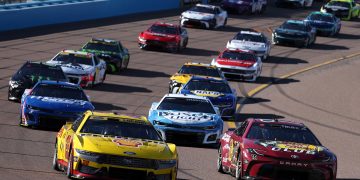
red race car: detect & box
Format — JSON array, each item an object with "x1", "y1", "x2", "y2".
[
  {"x1": 217, "y1": 119, "x2": 337, "y2": 180},
  {"x1": 211, "y1": 49, "x2": 262, "y2": 81},
  {"x1": 138, "y1": 22, "x2": 189, "y2": 53}
]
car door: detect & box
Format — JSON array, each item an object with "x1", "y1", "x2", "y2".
[
  {"x1": 61, "y1": 117, "x2": 83, "y2": 162},
  {"x1": 93, "y1": 56, "x2": 106, "y2": 82},
  {"x1": 218, "y1": 7, "x2": 227, "y2": 25},
  {"x1": 227, "y1": 121, "x2": 248, "y2": 166}
]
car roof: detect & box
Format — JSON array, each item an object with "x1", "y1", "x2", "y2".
[
  {"x1": 37, "y1": 80, "x2": 80, "y2": 87},
  {"x1": 164, "y1": 93, "x2": 209, "y2": 100},
  {"x1": 25, "y1": 61, "x2": 61, "y2": 68},
  {"x1": 190, "y1": 75, "x2": 227, "y2": 82},
  {"x1": 286, "y1": 20, "x2": 306, "y2": 25},
  {"x1": 183, "y1": 62, "x2": 216, "y2": 68},
  {"x1": 89, "y1": 38, "x2": 119, "y2": 44},
  {"x1": 195, "y1": 3, "x2": 217, "y2": 9},
  {"x1": 247, "y1": 118, "x2": 306, "y2": 127},
  {"x1": 60, "y1": 50, "x2": 93, "y2": 57},
  {"x1": 153, "y1": 22, "x2": 179, "y2": 28},
  {"x1": 88, "y1": 111, "x2": 150, "y2": 125},
  {"x1": 239, "y1": 31, "x2": 262, "y2": 36},
  {"x1": 224, "y1": 48, "x2": 254, "y2": 54},
  {"x1": 310, "y1": 11, "x2": 334, "y2": 17}
]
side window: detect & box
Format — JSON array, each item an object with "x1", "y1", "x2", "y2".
[
  {"x1": 234, "y1": 121, "x2": 248, "y2": 136},
  {"x1": 215, "y1": 8, "x2": 220, "y2": 14},
  {"x1": 93, "y1": 56, "x2": 100, "y2": 65},
  {"x1": 118, "y1": 42, "x2": 124, "y2": 52},
  {"x1": 71, "y1": 115, "x2": 85, "y2": 131}
]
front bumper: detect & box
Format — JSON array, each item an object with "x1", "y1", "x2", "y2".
[
  {"x1": 138, "y1": 39, "x2": 178, "y2": 49},
  {"x1": 217, "y1": 65, "x2": 258, "y2": 81},
  {"x1": 155, "y1": 125, "x2": 222, "y2": 144},
  {"x1": 21, "y1": 106, "x2": 81, "y2": 128},
  {"x1": 65, "y1": 155, "x2": 176, "y2": 180},
  {"x1": 8, "y1": 86, "x2": 25, "y2": 101},
  {"x1": 180, "y1": 18, "x2": 215, "y2": 29},
  {"x1": 273, "y1": 34, "x2": 307, "y2": 45}
]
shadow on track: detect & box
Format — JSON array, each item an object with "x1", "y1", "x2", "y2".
[
  {"x1": 236, "y1": 113, "x2": 285, "y2": 122},
  {"x1": 311, "y1": 43, "x2": 349, "y2": 50},
  {"x1": 91, "y1": 83, "x2": 152, "y2": 93},
  {"x1": 92, "y1": 102, "x2": 127, "y2": 111},
  {"x1": 265, "y1": 56, "x2": 308, "y2": 64},
  {"x1": 119, "y1": 68, "x2": 170, "y2": 78},
  {"x1": 336, "y1": 33, "x2": 360, "y2": 40},
  {"x1": 239, "y1": 97, "x2": 271, "y2": 105},
  {"x1": 182, "y1": 47, "x2": 219, "y2": 57}
]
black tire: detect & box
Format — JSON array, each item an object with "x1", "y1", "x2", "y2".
[
  {"x1": 303, "y1": 38, "x2": 310, "y2": 48},
  {"x1": 66, "y1": 149, "x2": 74, "y2": 179},
  {"x1": 124, "y1": 56, "x2": 130, "y2": 70},
  {"x1": 223, "y1": 18, "x2": 227, "y2": 27},
  {"x1": 19, "y1": 111, "x2": 23, "y2": 126},
  {"x1": 217, "y1": 147, "x2": 225, "y2": 173},
  {"x1": 102, "y1": 72, "x2": 106, "y2": 83},
  {"x1": 91, "y1": 73, "x2": 96, "y2": 87},
  {"x1": 52, "y1": 142, "x2": 60, "y2": 171},
  {"x1": 183, "y1": 39, "x2": 188, "y2": 49}
]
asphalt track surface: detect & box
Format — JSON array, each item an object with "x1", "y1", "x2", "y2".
[{"x1": 0, "y1": 2, "x2": 360, "y2": 180}]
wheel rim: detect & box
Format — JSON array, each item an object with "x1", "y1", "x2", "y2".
[{"x1": 235, "y1": 158, "x2": 242, "y2": 179}]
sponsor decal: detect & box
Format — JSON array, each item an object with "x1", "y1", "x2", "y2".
[
  {"x1": 31, "y1": 96, "x2": 87, "y2": 105},
  {"x1": 62, "y1": 64, "x2": 85, "y2": 71},
  {"x1": 113, "y1": 138, "x2": 143, "y2": 148},
  {"x1": 279, "y1": 161, "x2": 309, "y2": 167},
  {"x1": 159, "y1": 111, "x2": 214, "y2": 123},
  {"x1": 191, "y1": 90, "x2": 224, "y2": 97},
  {"x1": 256, "y1": 141, "x2": 322, "y2": 155}
]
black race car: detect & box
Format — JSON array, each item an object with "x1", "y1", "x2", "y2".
[
  {"x1": 81, "y1": 38, "x2": 130, "y2": 73},
  {"x1": 8, "y1": 61, "x2": 68, "y2": 102}
]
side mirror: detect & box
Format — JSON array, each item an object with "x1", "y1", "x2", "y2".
[
  {"x1": 167, "y1": 143, "x2": 177, "y2": 154},
  {"x1": 23, "y1": 89, "x2": 32, "y2": 96}
]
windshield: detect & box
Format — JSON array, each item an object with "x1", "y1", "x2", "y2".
[
  {"x1": 234, "y1": 33, "x2": 265, "y2": 43},
  {"x1": 190, "y1": 6, "x2": 215, "y2": 14},
  {"x1": 14, "y1": 63, "x2": 66, "y2": 81},
  {"x1": 149, "y1": 25, "x2": 178, "y2": 35},
  {"x1": 80, "y1": 118, "x2": 162, "y2": 141},
  {"x1": 327, "y1": 1, "x2": 350, "y2": 8},
  {"x1": 309, "y1": 14, "x2": 334, "y2": 22},
  {"x1": 83, "y1": 42, "x2": 120, "y2": 53},
  {"x1": 178, "y1": 65, "x2": 222, "y2": 77},
  {"x1": 282, "y1": 22, "x2": 306, "y2": 31},
  {"x1": 31, "y1": 83, "x2": 88, "y2": 101},
  {"x1": 184, "y1": 79, "x2": 232, "y2": 93},
  {"x1": 246, "y1": 123, "x2": 321, "y2": 145},
  {"x1": 53, "y1": 54, "x2": 93, "y2": 66},
  {"x1": 221, "y1": 51, "x2": 257, "y2": 61},
  {"x1": 157, "y1": 97, "x2": 215, "y2": 114}
]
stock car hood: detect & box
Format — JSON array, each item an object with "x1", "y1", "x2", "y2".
[
  {"x1": 25, "y1": 96, "x2": 94, "y2": 112},
  {"x1": 275, "y1": 28, "x2": 307, "y2": 36},
  {"x1": 141, "y1": 31, "x2": 178, "y2": 42},
  {"x1": 307, "y1": 20, "x2": 335, "y2": 28},
  {"x1": 182, "y1": 11, "x2": 215, "y2": 20},
  {"x1": 170, "y1": 73, "x2": 193, "y2": 84},
  {"x1": 74, "y1": 135, "x2": 174, "y2": 159},
  {"x1": 61, "y1": 63, "x2": 93, "y2": 75},
  {"x1": 244, "y1": 139, "x2": 332, "y2": 161},
  {"x1": 216, "y1": 58, "x2": 255, "y2": 68},
  {"x1": 181, "y1": 89, "x2": 235, "y2": 106},
  {"x1": 324, "y1": 4, "x2": 349, "y2": 10},
  {"x1": 150, "y1": 110, "x2": 218, "y2": 125},
  {"x1": 228, "y1": 40, "x2": 266, "y2": 51},
  {"x1": 82, "y1": 49, "x2": 120, "y2": 59}
]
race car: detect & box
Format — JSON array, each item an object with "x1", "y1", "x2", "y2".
[
  {"x1": 180, "y1": 4, "x2": 228, "y2": 29},
  {"x1": 53, "y1": 111, "x2": 178, "y2": 179},
  {"x1": 321, "y1": 0, "x2": 360, "y2": 21},
  {"x1": 169, "y1": 62, "x2": 225, "y2": 94},
  {"x1": 148, "y1": 94, "x2": 223, "y2": 145},
  {"x1": 304, "y1": 11, "x2": 341, "y2": 36},
  {"x1": 8, "y1": 61, "x2": 68, "y2": 102},
  {"x1": 217, "y1": 119, "x2": 337, "y2": 180},
  {"x1": 20, "y1": 81, "x2": 94, "y2": 128},
  {"x1": 211, "y1": 49, "x2": 262, "y2": 81},
  {"x1": 272, "y1": 20, "x2": 316, "y2": 47},
  {"x1": 221, "y1": 0, "x2": 267, "y2": 14},
  {"x1": 81, "y1": 38, "x2": 130, "y2": 73},
  {"x1": 46, "y1": 50, "x2": 106, "y2": 88},
  {"x1": 179, "y1": 76, "x2": 237, "y2": 118},
  {"x1": 275, "y1": 0, "x2": 313, "y2": 8},
  {"x1": 138, "y1": 22, "x2": 188, "y2": 53},
  {"x1": 226, "y1": 30, "x2": 271, "y2": 60}
]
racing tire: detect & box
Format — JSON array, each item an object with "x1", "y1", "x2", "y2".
[
  {"x1": 52, "y1": 143, "x2": 60, "y2": 171},
  {"x1": 217, "y1": 147, "x2": 225, "y2": 173},
  {"x1": 235, "y1": 152, "x2": 243, "y2": 180},
  {"x1": 312, "y1": 36, "x2": 316, "y2": 45},
  {"x1": 91, "y1": 73, "x2": 96, "y2": 87},
  {"x1": 66, "y1": 148, "x2": 74, "y2": 179},
  {"x1": 170, "y1": 45, "x2": 180, "y2": 53},
  {"x1": 124, "y1": 56, "x2": 130, "y2": 70},
  {"x1": 101, "y1": 72, "x2": 107, "y2": 83},
  {"x1": 303, "y1": 38, "x2": 310, "y2": 48},
  {"x1": 19, "y1": 111, "x2": 23, "y2": 126},
  {"x1": 171, "y1": 86, "x2": 180, "y2": 94},
  {"x1": 183, "y1": 39, "x2": 188, "y2": 49},
  {"x1": 223, "y1": 18, "x2": 227, "y2": 27}
]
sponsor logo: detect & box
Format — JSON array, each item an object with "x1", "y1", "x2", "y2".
[
  {"x1": 113, "y1": 138, "x2": 143, "y2": 148},
  {"x1": 124, "y1": 151, "x2": 136, "y2": 155},
  {"x1": 257, "y1": 141, "x2": 322, "y2": 155},
  {"x1": 280, "y1": 161, "x2": 309, "y2": 167},
  {"x1": 159, "y1": 111, "x2": 214, "y2": 123},
  {"x1": 291, "y1": 155, "x2": 299, "y2": 159},
  {"x1": 31, "y1": 96, "x2": 87, "y2": 105},
  {"x1": 191, "y1": 90, "x2": 224, "y2": 97}
]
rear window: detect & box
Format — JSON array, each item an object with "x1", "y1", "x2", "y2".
[
  {"x1": 53, "y1": 54, "x2": 93, "y2": 66},
  {"x1": 83, "y1": 42, "x2": 120, "y2": 53},
  {"x1": 234, "y1": 33, "x2": 265, "y2": 43},
  {"x1": 157, "y1": 97, "x2": 215, "y2": 114},
  {"x1": 282, "y1": 22, "x2": 306, "y2": 31},
  {"x1": 327, "y1": 1, "x2": 350, "y2": 8},
  {"x1": 31, "y1": 83, "x2": 88, "y2": 101},
  {"x1": 149, "y1": 25, "x2": 178, "y2": 35},
  {"x1": 246, "y1": 123, "x2": 321, "y2": 145},
  {"x1": 178, "y1": 65, "x2": 222, "y2": 77},
  {"x1": 309, "y1": 14, "x2": 334, "y2": 22},
  {"x1": 190, "y1": 6, "x2": 216, "y2": 14}
]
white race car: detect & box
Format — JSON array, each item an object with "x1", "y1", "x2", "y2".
[
  {"x1": 46, "y1": 50, "x2": 106, "y2": 88},
  {"x1": 180, "y1": 4, "x2": 228, "y2": 29},
  {"x1": 226, "y1": 30, "x2": 271, "y2": 60}
]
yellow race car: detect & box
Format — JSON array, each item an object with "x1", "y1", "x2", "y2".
[
  {"x1": 53, "y1": 111, "x2": 178, "y2": 179},
  {"x1": 169, "y1": 62, "x2": 224, "y2": 93}
]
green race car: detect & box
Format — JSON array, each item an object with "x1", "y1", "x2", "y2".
[
  {"x1": 81, "y1": 38, "x2": 130, "y2": 73},
  {"x1": 321, "y1": 0, "x2": 360, "y2": 20}
]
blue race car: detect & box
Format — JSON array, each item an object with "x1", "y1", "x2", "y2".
[
  {"x1": 272, "y1": 20, "x2": 317, "y2": 47},
  {"x1": 305, "y1": 11, "x2": 341, "y2": 36},
  {"x1": 148, "y1": 94, "x2": 223, "y2": 145},
  {"x1": 20, "y1": 81, "x2": 94, "y2": 128},
  {"x1": 179, "y1": 76, "x2": 237, "y2": 119}
]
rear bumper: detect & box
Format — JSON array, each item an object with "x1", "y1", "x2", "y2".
[{"x1": 180, "y1": 18, "x2": 215, "y2": 29}]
